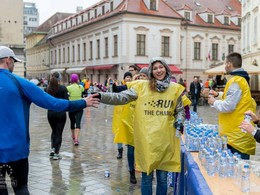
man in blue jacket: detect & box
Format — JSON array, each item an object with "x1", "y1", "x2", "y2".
[{"x1": 0, "y1": 46, "x2": 100, "y2": 194}]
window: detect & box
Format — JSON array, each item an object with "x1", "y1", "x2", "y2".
[
  {"x1": 254, "y1": 16, "x2": 258, "y2": 44},
  {"x1": 184, "y1": 12, "x2": 190, "y2": 20},
  {"x1": 63, "y1": 48, "x2": 65, "y2": 63},
  {"x1": 51, "y1": 51, "x2": 53, "y2": 64},
  {"x1": 54, "y1": 50, "x2": 57, "y2": 64},
  {"x1": 77, "y1": 44, "x2": 80, "y2": 61},
  {"x1": 58, "y1": 48, "x2": 61, "y2": 64},
  {"x1": 94, "y1": 9, "x2": 97, "y2": 18},
  {"x1": 88, "y1": 12, "x2": 90, "y2": 20},
  {"x1": 102, "y1": 6, "x2": 105, "y2": 15},
  {"x1": 161, "y1": 36, "x2": 170, "y2": 57},
  {"x1": 212, "y1": 43, "x2": 218, "y2": 60},
  {"x1": 96, "y1": 39, "x2": 100, "y2": 59},
  {"x1": 228, "y1": 45, "x2": 234, "y2": 54},
  {"x1": 113, "y1": 35, "x2": 118, "y2": 56},
  {"x1": 238, "y1": 18, "x2": 241, "y2": 26},
  {"x1": 104, "y1": 37, "x2": 108, "y2": 58},
  {"x1": 224, "y1": 16, "x2": 229, "y2": 25},
  {"x1": 89, "y1": 41, "x2": 93, "y2": 60},
  {"x1": 208, "y1": 14, "x2": 213, "y2": 23},
  {"x1": 194, "y1": 42, "x2": 201, "y2": 60},
  {"x1": 110, "y1": 2, "x2": 114, "y2": 11},
  {"x1": 72, "y1": 45, "x2": 75, "y2": 62},
  {"x1": 150, "y1": 0, "x2": 156, "y2": 10},
  {"x1": 83, "y1": 43, "x2": 86, "y2": 61},
  {"x1": 67, "y1": 46, "x2": 70, "y2": 62},
  {"x1": 137, "y1": 34, "x2": 146, "y2": 56}
]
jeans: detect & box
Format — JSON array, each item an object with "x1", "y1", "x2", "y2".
[
  {"x1": 127, "y1": 145, "x2": 135, "y2": 171},
  {"x1": 227, "y1": 144, "x2": 250, "y2": 160},
  {"x1": 192, "y1": 96, "x2": 199, "y2": 112},
  {"x1": 141, "y1": 170, "x2": 168, "y2": 195},
  {"x1": 0, "y1": 158, "x2": 30, "y2": 195},
  {"x1": 117, "y1": 143, "x2": 123, "y2": 149}
]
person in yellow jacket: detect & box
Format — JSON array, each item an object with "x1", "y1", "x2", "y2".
[
  {"x1": 98, "y1": 57, "x2": 185, "y2": 195},
  {"x1": 208, "y1": 52, "x2": 256, "y2": 160}
]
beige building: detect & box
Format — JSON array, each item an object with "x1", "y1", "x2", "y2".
[
  {"x1": 26, "y1": 0, "x2": 242, "y2": 86},
  {"x1": 0, "y1": 0, "x2": 24, "y2": 77},
  {"x1": 241, "y1": 0, "x2": 260, "y2": 90},
  {"x1": 25, "y1": 13, "x2": 73, "y2": 80}
]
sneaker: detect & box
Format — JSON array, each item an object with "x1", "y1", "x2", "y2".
[
  {"x1": 49, "y1": 148, "x2": 55, "y2": 158},
  {"x1": 52, "y1": 153, "x2": 62, "y2": 160},
  {"x1": 74, "y1": 140, "x2": 79, "y2": 146}
]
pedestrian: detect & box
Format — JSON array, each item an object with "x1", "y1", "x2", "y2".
[
  {"x1": 97, "y1": 57, "x2": 185, "y2": 195},
  {"x1": 189, "y1": 76, "x2": 201, "y2": 112},
  {"x1": 239, "y1": 110, "x2": 260, "y2": 143},
  {"x1": 67, "y1": 74, "x2": 85, "y2": 146},
  {"x1": 0, "y1": 46, "x2": 100, "y2": 194},
  {"x1": 128, "y1": 64, "x2": 139, "y2": 77},
  {"x1": 113, "y1": 72, "x2": 133, "y2": 159},
  {"x1": 208, "y1": 52, "x2": 256, "y2": 159},
  {"x1": 46, "y1": 72, "x2": 68, "y2": 160}
]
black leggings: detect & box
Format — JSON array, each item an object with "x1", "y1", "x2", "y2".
[
  {"x1": 68, "y1": 110, "x2": 83, "y2": 129},
  {"x1": 0, "y1": 158, "x2": 29, "y2": 195},
  {"x1": 47, "y1": 111, "x2": 67, "y2": 153}
]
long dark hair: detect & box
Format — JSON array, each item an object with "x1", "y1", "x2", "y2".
[{"x1": 46, "y1": 72, "x2": 61, "y2": 96}]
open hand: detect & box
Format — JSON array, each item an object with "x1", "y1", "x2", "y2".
[{"x1": 84, "y1": 94, "x2": 100, "y2": 108}]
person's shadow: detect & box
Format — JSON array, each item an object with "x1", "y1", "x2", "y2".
[
  {"x1": 50, "y1": 160, "x2": 67, "y2": 194},
  {"x1": 67, "y1": 146, "x2": 84, "y2": 194}
]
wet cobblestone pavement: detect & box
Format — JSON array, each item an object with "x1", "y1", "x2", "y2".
[{"x1": 5, "y1": 104, "x2": 260, "y2": 194}]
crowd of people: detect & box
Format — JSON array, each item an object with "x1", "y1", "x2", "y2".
[{"x1": 1, "y1": 45, "x2": 260, "y2": 195}]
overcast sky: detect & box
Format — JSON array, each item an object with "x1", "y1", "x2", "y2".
[{"x1": 26, "y1": 0, "x2": 101, "y2": 24}]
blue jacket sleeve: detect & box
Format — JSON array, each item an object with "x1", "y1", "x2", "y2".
[{"x1": 113, "y1": 84, "x2": 127, "y2": 93}]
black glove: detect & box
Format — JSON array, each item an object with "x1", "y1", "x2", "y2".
[{"x1": 174, "y1": 121, "x2": 184, "y2": 134}]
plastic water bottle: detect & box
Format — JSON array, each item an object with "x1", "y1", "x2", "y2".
[
  {"x1": 219, "y1": 153, "x2": 227, "y2": 177},
  {"x1": 105, "y1": 170, "x2": 110, "y2": 177},
  {"x1": 108, "y1": 79, "x2": 113, "y2": 92},
  {"x1": 241, "y1": 114, "x2": 252, "y2": 132},
  {"x1": 241, "y1": 164, "x2": 250, "y2": 192},
  {"x1": 167, "y1": 172, "x2": 173, "y2": 187},
  {"x1": 207, "y1": 153, "x2": 216, "y2": 176},
  {"x1": 227, "y1": 155, "x2": 235, "y2": 177},
  {"x1": 175, "y1": 118, "x2": 182, "y2": 138}
]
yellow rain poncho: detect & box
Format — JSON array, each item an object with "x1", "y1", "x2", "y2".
[
  {"x1": 127, "y1": 80, "x2": 184, "y2": 174},
  {"x1": 219, "y1": 75, "x2": 256, "y2": 155}
]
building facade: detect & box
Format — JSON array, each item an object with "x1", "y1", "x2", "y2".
[
  {"x1": 0, "y1": 0, "x2": 25, "y2": 77},
  {"x1": 26, "y1": 0, "x2": 242, "y2": 86},
  {"x1": 23, "y1": 2, "x2": 39, "y2": 36},
  {"x1": 241, "y1": 0, "x2": 260, "y2": 90}
]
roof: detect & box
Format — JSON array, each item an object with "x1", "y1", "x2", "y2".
[
  {"x1": 36, "y1": 12, "x2": 73, "y2": 32},
  {"x1": 166, "y1": 0, "x2": 241, "y2": 30},
  {"x1": 50, "y1": 0, "x2": 183, "y2": 38}
]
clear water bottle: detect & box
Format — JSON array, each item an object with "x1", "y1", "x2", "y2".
[
  {"x1": 241, "y1": 114, "x2": 252, "y2": 132},
  {"x1": 219, "y1": 153, "x2": 227, "y2": 177},
  {"x1": 167, "y1": 172, "x2": 173, "y2": 187},
  {"x1": 207, "y1": 153, "x2": 216, "y2": 176},
  {"x1": 175, "y1": 118, "x2": 182, "y2": 138},
  {"x1": 241, "y1": 164, "x2": 250, "y2": 193},
  {"x1": 105, "y1": 170, "x2": 110, "y2": 177},
  {"x1": 227, "y1": 155, "x2": 235, "y2": 177}
]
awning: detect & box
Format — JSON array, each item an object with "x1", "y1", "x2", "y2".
[
  {"x1": 50, "y1": 68, "x2": 65, "y2": 74},
  {"x1": 66, "y1": 67, "x2": 85, "y2": 74},
  {"x1": 136, "y1": 64, "x2": 182, "y2": 74},
  {"x1": 85, "y1": 64, "x2": 115, "y2": 70},
  {"x1": 204, "y1": 63, "x2": 260, "y2": 75}
]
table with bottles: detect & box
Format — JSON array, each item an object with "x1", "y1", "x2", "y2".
[{"x1": 184, "y1": 113, "x2": 260, "y2": 194}]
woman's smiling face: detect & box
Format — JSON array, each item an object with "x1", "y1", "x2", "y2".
[{"x1": 152, "y1": 61, "x2": 166, "y2": 81}]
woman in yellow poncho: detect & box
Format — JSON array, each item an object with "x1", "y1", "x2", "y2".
[{"x1": 98, "y1": 57, "x2": 185, "y2": 195}]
